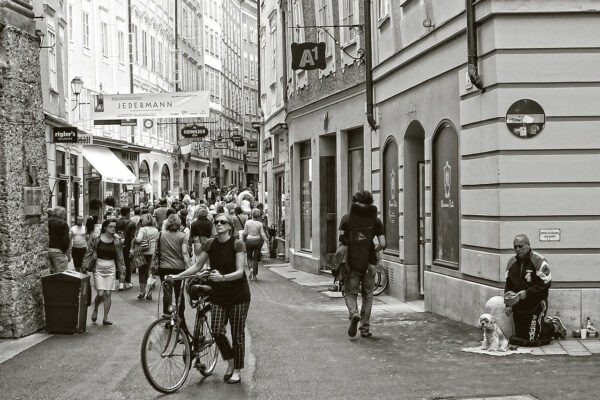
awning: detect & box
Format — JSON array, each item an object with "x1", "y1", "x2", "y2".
[{"x1": 83, "y1": 146, "x2": 137, "y2": 184}]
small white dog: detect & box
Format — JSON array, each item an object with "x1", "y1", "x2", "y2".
[{"x1": 478, "y1": 313, "x2": 509, "y2": 351}]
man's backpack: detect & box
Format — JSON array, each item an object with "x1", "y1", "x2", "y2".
[{"x1": 346, "y1": 204, "x2": 378, "y2": 274}]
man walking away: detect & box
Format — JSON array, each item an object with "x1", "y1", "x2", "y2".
[
  {"x1": 48, "y1": 206, "x2": 71, "y2": 273},
  {"x1": 116, "y1": 206, "x2": 137, "y2": 290},
  {"x1": 339, "y1": 191, "x2": 386, "y2": 338},
  {"x1": 153, "y1": 198, "x2": 169, "y2": 228}
]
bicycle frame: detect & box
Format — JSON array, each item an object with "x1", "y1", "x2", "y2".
[{"x1": 162, "y1": 277, "x2": 214, "y2": 358}]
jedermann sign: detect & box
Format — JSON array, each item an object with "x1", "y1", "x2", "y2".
[{"x1": 92, "y1": 91, "x2": 210, "y2": 120}]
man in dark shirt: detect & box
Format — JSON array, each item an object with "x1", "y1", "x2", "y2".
[
  {"x1": 189, "y1": 208, "x2": 215, "y2": 256},
  {"x1": 48, "y1": 206, "x2": 70, "y2": 273},
  {"x1": 116, "y1": 206, "x2": 137, "y2": 290},
  {"x1": 338, "y1": 191, "x2": 386, "y2": 338},
  {"x1": 504, "y1": 234, "x2": 563, "y2": 345},
  {"x1": 153, "y1": 198, "x2": 169, "y2": 228}
]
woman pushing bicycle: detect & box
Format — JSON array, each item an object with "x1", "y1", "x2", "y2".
[{"x1": 167, "y1": 213, "x2": 250, "y2": 384}]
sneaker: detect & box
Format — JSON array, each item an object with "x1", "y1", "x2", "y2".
[
  {"x1": 118, "y1": 282, "x2": 124, "y2": 291},
  {"x1": 125, "y1": 282, "x2": 134, "y2": 289},
  {"x1": 360, "y1": 330, "x2": 372, "y2": 338},
  {"x1": 137, "y1": 293, "x2": 145, "y2": 300},
  {"x1": 551, "y1": 316, "x2": 567, "y2": 339},
  {"x1": 348, "y1": 314, "x2": 360, "y2": 337}
]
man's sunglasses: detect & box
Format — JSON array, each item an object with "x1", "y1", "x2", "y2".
[
  {"x1": 215, "y1": 220, "x2": 229, "y2": 225},
  {"x1": 514, "y1": 244, "x2": 525, "y2": 249}
]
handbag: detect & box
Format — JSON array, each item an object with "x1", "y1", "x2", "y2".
[
  {"x1": 131, "y1": 242, "x2": 146, "y2": 270},
  {"x1": 139, "y1": 229, "x2": 150, "y2": 250},
  {"x1": 82, "y1": 246, "x2": 97, "y2": 273},
  {"x1": 150, "y1": 232, "x2": 162, "y2": 275}
]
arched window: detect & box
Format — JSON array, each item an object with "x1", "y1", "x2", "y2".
[
  {"x1": 139, "y1": 160, "x2": 150, "y2": 184},
  {"x1": 432, "y1": 123, "x2": 459, "y2": 267},
  {"x1": 383, "y1": 138, "x2": 399, "y2": 254},
  {"x1": 161, "y1": 164, "x2": 170, "y2": 196}
]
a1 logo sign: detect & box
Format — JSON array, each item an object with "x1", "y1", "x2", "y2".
[{"x1": 291, "y1": 42, "x2": 326, "y2": 71}]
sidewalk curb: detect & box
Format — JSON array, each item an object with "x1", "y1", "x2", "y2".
[{"x1": 0, "y1": 332, "x2": 52, "y2": 365}]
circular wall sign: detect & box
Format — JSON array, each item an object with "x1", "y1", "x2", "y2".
[
  {"x1": 506, "y1": 99, "x2": 545, "y2": 138},
  {"x1": 143, "y1": 119, "x2": 154, "y2": 129}
]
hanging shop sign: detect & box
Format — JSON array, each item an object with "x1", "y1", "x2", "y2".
[
  {"x1": 181, "y1": 124, "x2": 209, "y2": 138},
  {"x1": 291, "y1": 42, "x2": 326, "y2": 70},
  {"x1": 214, "y1": 141, "x2": 229, "y2": 149},
  {"x1": 92, "y1": 91, "x2": 210, "y2": 120},
  {"x1": 247, "y1": 139, "x2": 258, "y2": 151},
  {"x1": 263, "y1": 137, "x2": 272, "y2": 152},
  {"x1": 53, "y1": 127, "x2": 78, "y2": 143},
  {"x1": 506, "y1": 99, "x2": 545, "y2": 138},
  {"x1": 233, "y1": 139, "x2": 245, "y2": 147},
  {"x1": 77, "y1": 133, "x2": 93, "y2": 145},
  {"x1": 143, "y1": 119, "x2": 154, "y2": 129}
]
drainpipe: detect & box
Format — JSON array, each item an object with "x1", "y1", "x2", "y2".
[
  {"x1": 466, "y1": 0, "x2": 483, "y2": 90},
  {"x1": 364, "y1": 0, "x2": 376, "y2": 131},
  {"x1": 280, "y1": 0, "x2": 288, "y2": 109}
]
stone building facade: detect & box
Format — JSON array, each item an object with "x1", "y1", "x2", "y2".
[{"x1": 0, "y1": 0, "x2": 50, "y2": 338}]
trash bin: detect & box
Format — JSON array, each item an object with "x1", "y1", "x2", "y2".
[{"x1": 41, "y1": 270, "x2": 90, "y2": 334}]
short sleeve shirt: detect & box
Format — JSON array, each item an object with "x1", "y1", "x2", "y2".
[{"x1": 339, "y1": 214, "x2": 384, "y2": 265}]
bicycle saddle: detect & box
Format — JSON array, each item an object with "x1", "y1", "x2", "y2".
[{"x1": 188, "y1": 284, "x2": 212, "y2": 300}]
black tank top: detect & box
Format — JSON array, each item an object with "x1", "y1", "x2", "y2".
[{"x1": 206, "y1": 237, "x2": 250, "y2": 306}]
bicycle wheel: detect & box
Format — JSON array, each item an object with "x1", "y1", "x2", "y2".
[
  {"x1": 196, "y1": 310, "x2": 218, "y2": 376},
  {"x1": 373, "y1": 264, "x2": 388, "y2": 296},
  {"x1": 141, "y1": 318, "x2": 192, "y2": 393}
]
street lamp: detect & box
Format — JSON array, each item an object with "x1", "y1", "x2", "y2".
[{"x1": 70, "y1": 76, "x2": 83, "y2": 111}]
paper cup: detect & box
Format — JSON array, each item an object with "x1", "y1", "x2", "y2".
[{"x1": 580, "y1": 328, "x2": 587, "y2": 339}]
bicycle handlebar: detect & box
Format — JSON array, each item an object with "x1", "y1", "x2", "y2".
[{"x1": 164, "y1": 270, "x2": 211, "y2": 282}]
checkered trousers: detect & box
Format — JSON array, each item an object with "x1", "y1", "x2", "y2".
[{"x1": 211, "y1": 301, "x2": 250, "y2": 369}]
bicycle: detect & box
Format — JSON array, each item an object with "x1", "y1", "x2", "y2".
[{"x1": 141, "y1": 273, "x2": 218, "y2": 393}]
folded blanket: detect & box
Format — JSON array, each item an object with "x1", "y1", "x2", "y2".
[{"x1": 461, "y1": 346, "x2": 533, "y2": 356}]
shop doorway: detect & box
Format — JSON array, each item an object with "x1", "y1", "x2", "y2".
[
  {"x1": 417, "y1": 161, "x2": 426, "y2": 294},
  {"x1": 319, "y1": 135, "x2": 337, "y2": 266},
  {"x1": 403, "y1": 120, "x2": 425, "y2": 298}
]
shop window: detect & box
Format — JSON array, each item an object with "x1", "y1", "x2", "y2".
[
  {"x1": 300, "y1": 141, "x2": 312, "y2": 251},
  {"x1": 383, "y1": 139, "x2": 399, "y2": 254},
  {"x1": 347, "y1": 129, "x2": 364, "y2": 202},
  {"x1": 161, "y1": 164, "x2": 170, "y2": 196},
  {"x1": 432, "y1": 123, "x2": 459, "y2": 268},
  {"x1": 70, "y1": 154, "x2": 78, "y2": 177}
]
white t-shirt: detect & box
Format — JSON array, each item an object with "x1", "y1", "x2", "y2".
[{"x1": 70, "y1": 225, "x2": 87, "y2": 248}]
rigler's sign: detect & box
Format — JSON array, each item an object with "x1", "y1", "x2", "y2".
[
  {"x1": 291, "y1": 42, "x2": 326, "y2": 71},
  {"x1": 92, "y1": 91, "x2": 210, "y2": 120},
  {"x1": 53, "y1": 127, "x2": 78, "y2": 143}
]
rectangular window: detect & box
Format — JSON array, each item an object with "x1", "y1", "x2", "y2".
[
  {"x1": 270, "y1": 17, "x2": 276, "y2": 84},
  {"x1": 132, "y1": 24, "x2": 138, "y2": 63},
  {"x1": 244, "y1": 52, "x2": 248, "y2": 79},
  {"x1": 70, "y1": 154, "x2": 78, "y2": 177},
  {"x1": 341, "y1": 0, "x2": 356, "y2": 44},
  {"x1": 292, "y1": 0, "x2": 305, "y2": 42},
  {"x1": 118, "y1": 31, "x2": 125, "y2": 64},
  {"x1": 204, "y1": 27, "x2": 209, "y2": 52},
  {"x1": 82, "y1": 11, "x2": 90, "y2": 48},
  {"x1": 378, "y1": 0, "x2": 389, "y2": 20},
  {"x1": 158, "y1": 41, "x2": 163, "y2": 75},
  {"x1": 300, "y1": 142, "x2": 312, "y2": 251},
  {"x1": 142, "y1": 30, "x2": 147, "y2": 66},
  {"x1": 348, "y1": 129, "x2": 364, "y2": 203},
  {"x1": 150, "y1": 36, "x2": 156, "y2": 71},
  {"x1": 68, "y1": 5, "x2": 73, "y2": 42},
  {"x1": 101, "y1": 22, "x2": 109, "y2": 57},
  {"x1": 317, "y1": 0, "x2": 333, "y2": 56},
  {"x1": 48, "y1": 30, "x2": 57, "y2": 90}
]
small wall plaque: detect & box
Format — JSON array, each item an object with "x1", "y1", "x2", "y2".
[
  {"x1": 24, "y1": 187, "x2": 43, "y2": 216},
  {"x1": 539, "y1": 229, "x2": 560, "y2": 242}
]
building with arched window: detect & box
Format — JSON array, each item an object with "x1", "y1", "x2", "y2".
[{"x1": 272, "y1": 0, "x2": 600, "y2": 331}]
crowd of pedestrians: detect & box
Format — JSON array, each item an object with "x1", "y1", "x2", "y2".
[{"x1": 46, "y1": 185, "x2": 270, "y2": 328}]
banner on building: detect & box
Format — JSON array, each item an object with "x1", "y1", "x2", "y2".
[{"x1": 92, "y1": 91, "x2": 210, "y2": 120}]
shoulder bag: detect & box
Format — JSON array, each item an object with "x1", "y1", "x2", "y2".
[
  {"x1": 82, "y1": 237, "x2": 98, "y2": 273},
  {"x1": 150, "y1": 232, "x2": 162, "y2": 275}
]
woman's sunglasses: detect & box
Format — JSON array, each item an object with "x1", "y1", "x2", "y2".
[{"x1": 215, "y1": 220, "x2": 229, "y2": 226}]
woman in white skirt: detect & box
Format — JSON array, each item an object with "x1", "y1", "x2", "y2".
[{"x1": 84, "y1": 218, "x2": 125, "y2": 325}]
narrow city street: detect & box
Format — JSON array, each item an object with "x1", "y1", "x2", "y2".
[{"x1": 1, "y1": 263, "x2": 598, "y2": 400}]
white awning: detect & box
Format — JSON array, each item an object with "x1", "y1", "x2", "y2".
[{"x1": 83, "y1": 146, "x2": 137, "y2": 184}]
